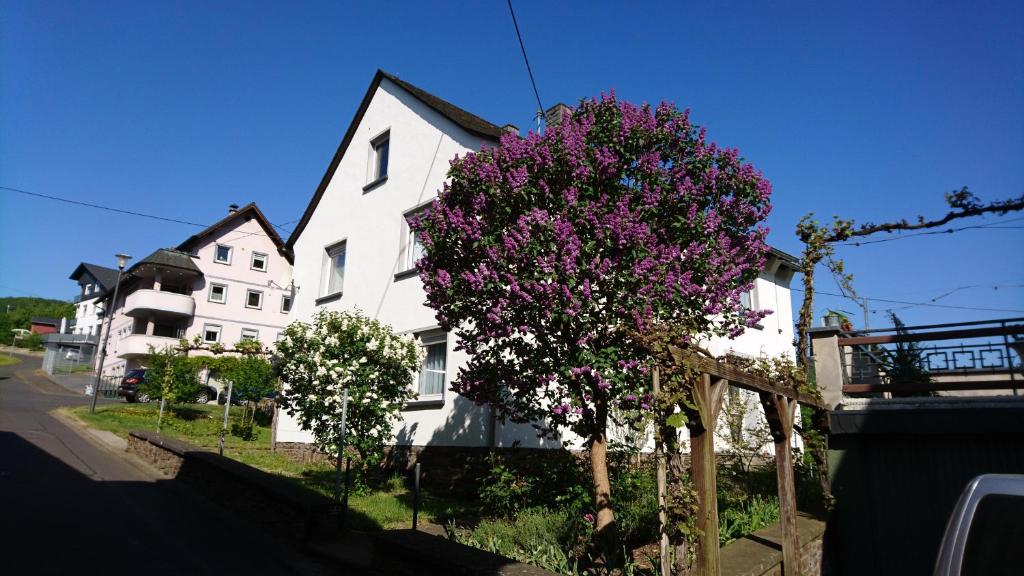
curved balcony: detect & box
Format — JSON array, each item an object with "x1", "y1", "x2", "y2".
[
  {"x1": 124, "y1": 289, "x2": 195, "y2": 318},
  {"x1": 117, "y1": 334, "x2": 181, "y2": 359}
]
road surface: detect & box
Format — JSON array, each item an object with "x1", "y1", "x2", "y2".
[{"x1": 0, "y1": 354, "x2": 335, "y2": 575}]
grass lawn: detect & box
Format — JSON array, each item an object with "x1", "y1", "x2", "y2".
[
  {"x1": 65, "y1": 402, "x2": 470, "y2": 531},
  {"x1": 0, "y1": 355, "x2": 21, "y2": 367}
]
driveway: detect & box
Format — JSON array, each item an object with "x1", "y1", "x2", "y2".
[{"x1": 0, "y1": 354, "x2": 335, "y2": 575}]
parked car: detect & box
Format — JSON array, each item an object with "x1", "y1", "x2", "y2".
[
  {"x1": 118, "y1": 368, "x2": 217, "y2": 404},
  {"x1": 117, "y1": 369, "x2": 150, "y2": 403},
  {"x1": 217, "y1": 387, "x2": 277, "y2": 406},
  {"x1": 933, "y1": 474, "x2": 1024, "y2": 576}
]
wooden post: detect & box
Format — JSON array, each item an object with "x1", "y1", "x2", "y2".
[
  {"x1": 654, "y1": 367, "x2": 671, "y2": 576},
  {"x1": 686, "y1": 374, "x2": 727, "y2": 576},
  {"x1": 760, "y1": 393, "x2": 801, "y2": 576}
]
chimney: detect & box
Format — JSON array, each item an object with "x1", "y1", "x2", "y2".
[
  {"x1": 502, "y1": 124, "x2": 519, "y2": 137},
  {"x1": 228, "y1": 204, "x2": 239, "y2": 214},
  {"x1": 544, "y1": 103, "x2": 571, "y2": 129}
]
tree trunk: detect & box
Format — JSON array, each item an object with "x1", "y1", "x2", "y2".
[{"x1": 590, "y1": 431, "x2": 615, "y2": 541}]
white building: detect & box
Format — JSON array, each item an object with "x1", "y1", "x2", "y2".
[
  {"x1": 280, "y1": 70, "x2": 800, "y2": 450},
  {"x1": 96, "y1": 203, "x2": 294, "y2": 381},
  {"x1": 68, "y1": 262, "x2": 121, "y2": 337}
]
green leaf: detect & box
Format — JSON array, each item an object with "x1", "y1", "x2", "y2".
[{"x1": 665, "y1": 412, "x2": 687, "y2": 429}]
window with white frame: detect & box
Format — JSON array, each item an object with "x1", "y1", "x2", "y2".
[
  {"x1": 416, "y1": 331, "x2": 446, "y2": 399},
  {"x1": 203, "y1": 324, "x2": 222, "y2": 344},
  {"x1": 240, "y1": 328, "x2": 259, "y2": 342},
  {"x1": 322, "y1": 241, "x2": 346, "y2": 296},
  {"x1": 369, "y1": 131, "x2": 389, "y2": 183},
  {"x1": 208, "y1": 283, "x2": 227, "y2": 304},
  {"x1": 215, "y1": 244, "x2": 233, "y2": 264},
  {"x1": 280, "y1": 294, "x2": 292, "y2": 313},
  {"x1": 404, "y1": 210, "x2": 426, "y2": 272},
  {"x1": 250, "y1": 252, "x2": 268, "y2": 272},
  {"x1": 245, "y1": 289, "x2": 263, "y2": 309}
]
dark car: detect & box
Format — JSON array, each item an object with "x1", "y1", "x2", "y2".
[
  {"x1": 118, "y1": 368, "x2": 217, "y2": 404},
  {"x1": 117, "y1": 369, "x2": 150, "y2": 403}
]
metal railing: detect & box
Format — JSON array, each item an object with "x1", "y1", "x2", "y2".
[{"x1": 838, "y1": 317, "x2": 1024, "y2": 396}]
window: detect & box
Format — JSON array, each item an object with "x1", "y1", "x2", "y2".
[
  {"x1": 203, "y1": 324, "x2": 222, "y2": 344},
  {"x1": 85, "y1": 283, "x2": 93, "y2": 294},
  {"x1": 323, "y1": 242, "x2": 346, "y2": 296},
  {"x1": 245, "y1": 289, "x2": 263, "y2": 309},
  {"x1": 740, "y1": 289, "x2": 756, "y2": 311},
  {"x1": 417, "y1": 331, "x2": 446, "y2": 398},
  {"x1": 240, "y1": 328, "x2": 259, "y2": 342},
  {"x1": 280, "y1": 295, "x2": 292, "y2": 313},
  {"x1": 215, "y1": 244, "x2": 233, "y2": 264},
  {"x1": 370, "y1": 131, "x2": 389, "y2": 182},
  {"x1": 404, "y1": 211, "x2": 426, "y2": 272},
  {"x1": 208, "y1": 283, "x2": 227, "y2": 304},
  {"x1": 251, "y1": 252, "x2": 268, "y2": 272}
]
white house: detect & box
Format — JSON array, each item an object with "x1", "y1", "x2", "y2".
[
  {"x1": 68, "y1": 262, "x2": 121, "y2": 337},
  {"x1": 280, "y1": 70, "x2": 801, "y2": 450},
  {"x1": 95, "y1": 203, "x2": 294, "y2": 384}
]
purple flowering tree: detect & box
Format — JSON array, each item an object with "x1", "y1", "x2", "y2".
[{"x1": 414, "y1": 94, "x2": 771, "y2": 543}]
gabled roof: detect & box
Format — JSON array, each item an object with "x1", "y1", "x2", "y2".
[
  {"x1": 176, "y1": 202, "x2": 291, "y2": 264},
  {"x1": 30, "y1": 317, "x2": 61, "y2": 327},
  {"x1": 287, "y1": 69, "x2": 505, "y2": 249},
  {"x1": 68, "y1": 262, "x2": 121, "y2": 291}
]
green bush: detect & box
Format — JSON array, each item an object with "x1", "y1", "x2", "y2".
[
  {"x1": 140, "y1": 348, "x2": 202, "y2": 403},
  {"x1": 477, "y1": 451, "x2": 588, "y2": 516},
  {"x1": 16, "y1": 333, "x2": 44, "y2": 351},
  {"x1": 718, "y1": 495, "x2": 780, "y2": 545}
]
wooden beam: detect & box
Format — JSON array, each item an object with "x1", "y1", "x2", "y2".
[
  {"x1": 669, "y1": 346, "x2": 824, "y2": 408},
  {"x1": 687, "y1": 374, "x2": 727, "y2": 576},
  {"x1": 654, "y1": 367, "x2": 672, "y2": 576},
  {"x1": 760, "y1": 393, "x2": 802, "y2": 576}
]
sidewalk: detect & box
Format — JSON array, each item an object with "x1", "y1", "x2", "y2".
[{"x1": 46, "y1": 370, "x2": 96, "y2": 396}]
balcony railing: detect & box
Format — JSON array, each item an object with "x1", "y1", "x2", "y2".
[
  {"x1": 838, "y1": 317, "x2": 1024, "y2": 396},
  {"x1": 124, "y1": 289, "x2": 195, "y2": 318}
]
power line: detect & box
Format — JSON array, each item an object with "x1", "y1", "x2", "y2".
[
  {"x1": 794, "y1": 286, "x2": 1024, "y2": 314},
  {"x1": 506, "y1": 0, "x2": 544, "y2": 128},
  {"x1": 1, "y1": 185, "x2": 208, "y2": 228},
  {"x1": 841, "y1": 215, "x2": 1024, "y2": 246},
  {"x1": 1, "y1": 184, "x2": 295, "y2": 240}
]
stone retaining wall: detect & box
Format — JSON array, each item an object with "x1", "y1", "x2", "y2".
[
  {"x1": 720, "y1": 512, "x2": 827, "y2": 576},
  {"x1": 128, "y1": 430, "x2": 338, "y2": 542}
]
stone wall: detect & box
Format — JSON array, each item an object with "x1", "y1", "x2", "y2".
[
  {"x1": 719, "y1": 512, "x2": 827, "y2": 576},
  {"x1": 128, "y1": 430, "x2": 338, "y2": 542}
]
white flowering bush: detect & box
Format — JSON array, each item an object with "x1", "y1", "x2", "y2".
[{"x1": 275, "y1": 309, "x2": 423, "y2": 464}]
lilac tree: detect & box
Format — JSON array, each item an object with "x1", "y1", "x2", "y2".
[{"x1": 414, "y1": 94, "x2": 771, "y2": 542}]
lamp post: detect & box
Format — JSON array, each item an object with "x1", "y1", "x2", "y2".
[{"x1": 89, "y1": 253, "x2": 132, "y2": 413}]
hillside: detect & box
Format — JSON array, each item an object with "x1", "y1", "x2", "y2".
[{"x1": 0, "y1": 296, "x2": 76, "y2": 339}]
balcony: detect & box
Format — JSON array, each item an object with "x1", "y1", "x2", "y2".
[
  {"x1": 124, "y1": 289, "x2": 195, "y2": 318},
  {"x1": 117, "y1": 334, "x2": 181, "y2": 359}
]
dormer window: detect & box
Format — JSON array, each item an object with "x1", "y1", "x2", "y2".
[
  {"x1": 251, "y1": 252, "x2": 268, "y2": 272},
  {"x1": 215, "y1": 244, "x2": 233, "y2": 264}
]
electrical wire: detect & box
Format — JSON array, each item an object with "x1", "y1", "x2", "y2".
[
  {"x1": 1, "y1": 185, "x2": 296, "y2": 240},
  {"x1": 794, "y1": 286, "x2": 1024, "y2": 314},
  {"x1": 506, "y1": 0, "x2": 544, "y2": 125}
]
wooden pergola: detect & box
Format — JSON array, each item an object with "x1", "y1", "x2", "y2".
[{"x1": 659, "y1": 348, "x2": 825, "y2": 576}]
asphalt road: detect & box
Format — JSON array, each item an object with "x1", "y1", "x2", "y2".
[{"x1": 0, "y1": 354, "x2": 336, "y2": 575}]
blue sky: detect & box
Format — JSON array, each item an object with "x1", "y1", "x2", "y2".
[{"x1": 2, "y1": 0, "x2": 1022, "y2": 330}]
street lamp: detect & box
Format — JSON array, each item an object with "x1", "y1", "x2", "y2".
[{"x1": 89, "y1": 253, "x2": 132, "y2": 413}]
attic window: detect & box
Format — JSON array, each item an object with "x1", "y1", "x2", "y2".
[
  {"x1": 251, "y1": 252, "x2": 268, "y2": 272},
  {"x1": 215, "y1": 245, "x2": 232, "y2": 264},
  {"x1": 366, "y1": 130, "x2": 390, "y2": 189}
]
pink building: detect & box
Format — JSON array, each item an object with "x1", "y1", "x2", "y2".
[{"x1": 96, "y1": 203, "x2": 294, "y2": 380}]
